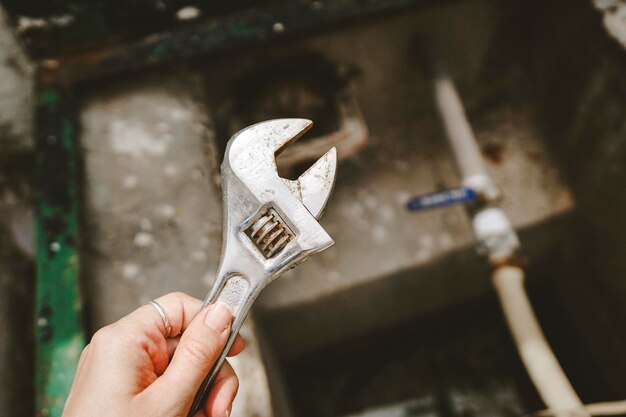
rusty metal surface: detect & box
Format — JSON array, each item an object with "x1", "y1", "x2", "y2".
[
  {"x1": 1, "y1": 0, "x2": 257, "y2": 58},
  {"x1": 32, "y1": 0, "x2": 434, "y2": 83}
]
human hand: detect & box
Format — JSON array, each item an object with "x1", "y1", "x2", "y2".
[{"x1": 62, "y1": 292, "x2": 244, "y2": 417}]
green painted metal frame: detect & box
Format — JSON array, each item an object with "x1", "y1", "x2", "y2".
[
  {"x1": 35, "y1": 83, "x2": 84, "y2": 417},
  {"x1": 32, "y1": 1, "x2": 429, "y2": 415}
]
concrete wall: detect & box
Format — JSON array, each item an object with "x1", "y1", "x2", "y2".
[
  {"x1": 0, "y1": 6, "x2": 34, "y2": 417},
  {"x1": 78, "y1": 69, "x2": 275, "y2": 417},
  {"x1": 531, "y1": 0, "x2": 626, "y2": 393}
]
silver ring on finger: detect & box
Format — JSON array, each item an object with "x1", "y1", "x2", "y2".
[{"x1": 147, "y1": 300, "x2": 172, "y2": 338}]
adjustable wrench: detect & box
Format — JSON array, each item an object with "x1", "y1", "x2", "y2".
[{"x1": 188, "y1": 119, "x2": 337, "y2": 416}]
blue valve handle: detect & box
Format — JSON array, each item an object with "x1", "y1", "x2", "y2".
[{"x1": 406, "y1": 187, "x2": 476, "y2": 211}]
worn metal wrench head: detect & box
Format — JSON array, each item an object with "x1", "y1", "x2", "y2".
[
  {"x1": 189, "y1": 119, "x2": 337, "y2": 416},
  {"x1": 219, "y1": 118, "x2": 336, "y2": 292}
]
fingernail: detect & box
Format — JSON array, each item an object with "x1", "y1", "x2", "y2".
[
  {"x1": 204, "y1": 301, "x2": 232, "y2": 333},
  {"x1": 224, "y1": 410, "x2": 230, "y2": 417}
]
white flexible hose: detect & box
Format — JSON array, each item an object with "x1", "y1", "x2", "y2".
[
  {"x1": 492, "y1": 265, "x2": 589, "y2": 416},
  {"x1": 533, "y1": 400, "x2": 626, "y2": 416},
  {"x1": 432, "y1": 73, "x2": 489, "y2": 180},
  {"x1": 575, "y1": 401, "x2": 626, "y2": 416},
  {"x1": 426, "y1": 45, "x2": 590, "y2": 416}
]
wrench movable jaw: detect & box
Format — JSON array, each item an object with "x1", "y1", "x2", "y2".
[{"x1": 283, "y1": 146, "x2": 337, "y2": 219}]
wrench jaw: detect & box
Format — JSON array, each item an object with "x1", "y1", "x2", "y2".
[
  {"x1": 205, "y1": 118, "x2": 337, "y2": 311},
  {"x1": 282, "y1": 146, "x2": 337, "y2": 219},
  {"x1": 224, "y1": 118, "x2": 314, "y2": 179},
  {"x1": 206, "y1": 118, "x2": 337, "y2": 308},
  {"x1": 224, "y1": 118, "x2": 337, "y2": 263}
]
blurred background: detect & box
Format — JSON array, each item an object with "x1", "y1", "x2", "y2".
[{"x1": 1, "y1": 0, "x2": 626, "y2": 416}]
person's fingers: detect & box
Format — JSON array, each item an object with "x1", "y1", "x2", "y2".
[
  {"x1": 167, "y1": 333, "x2": 242, "y2": 362},
  {"x1": 204, "y1": 360, "x2": 239, "y2": 417},
  {"x1": 97, "y1": 292, "x2": 203, "y2": 378},
  {"x1": 67, "y1": 344, "x2": 91, "y2": 397},
  {"x1": 144, "y1": 301, "x2": 233, "y2": 413},
  {"x1": 227, "y1": 335, "x2": 245, "y2": 357},
  {"x1": 74, "y1": 344, "x2": 91, "y2": 380},
  {"x1": 166, "y1": 336, "x2": 181, "y2": 359},
  {"x1": 120, "y1": 292, "x2": 203, "y2": 340}
]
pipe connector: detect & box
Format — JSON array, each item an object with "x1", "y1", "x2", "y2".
[
  {"x1": 472, "y1": 206, "x2": 520, "y2": 262},
  {"x1": 464, "y1": 174, "x2": 502, "y2": 205}
]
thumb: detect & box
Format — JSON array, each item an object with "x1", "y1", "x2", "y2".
[{"x1": 147, "y1": 302, "x2": 233, "y2": 413}]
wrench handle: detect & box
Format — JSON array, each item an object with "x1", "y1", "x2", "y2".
[{"x1": 187, "y1": 273, "x2": 258, "y2": 417}]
